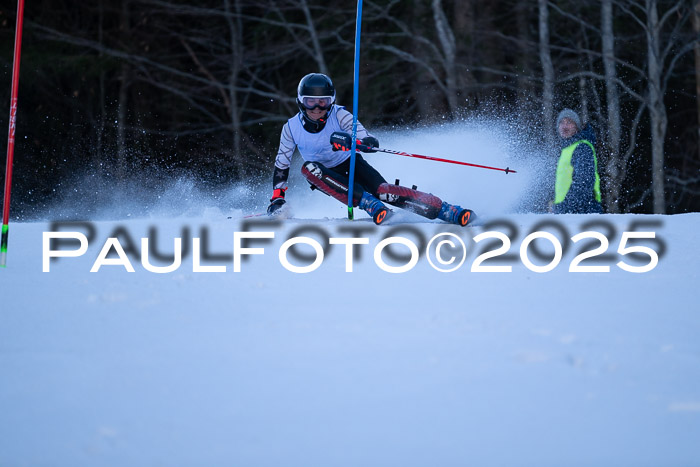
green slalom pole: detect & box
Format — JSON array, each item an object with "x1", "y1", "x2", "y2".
[{"x1": 0, "y1": 224, "x2": 8, "y2": 266}]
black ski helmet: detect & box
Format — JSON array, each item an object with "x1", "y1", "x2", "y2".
[{"x1": 296, "y1": 73, "x2": 336, "y2": 133}]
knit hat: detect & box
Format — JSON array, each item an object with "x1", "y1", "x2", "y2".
[{"x1": 556, "y1": 108, "x2": 582, "y2": 130}]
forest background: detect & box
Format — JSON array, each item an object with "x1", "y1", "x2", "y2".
[{"x1": 0, "y1": 0, "x2": 698, "y2": 218}]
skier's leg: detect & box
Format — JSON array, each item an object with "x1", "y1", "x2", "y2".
[
  {"x1": 301, "y1": 161, "x2": 362, "y2": 205},
  {"x1": 436, "y1": 201, "x2": 475, "y2": 227},
  {"x1": 330, "y1": 154, "x2": 387, "y2": 196},
  {"x1": 337, "y1": 154, "x2": 473, "y2": 225},
  {"x1": 301, "y1": 161, "x2": 390, "y2": 224},
  {"x1": 376, "y1": 182, "x2": 475, "y2": 226}
]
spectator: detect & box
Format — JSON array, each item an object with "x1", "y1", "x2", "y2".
[{"x1": 553, "y1": 109, "x2": 603, "y2": 214}]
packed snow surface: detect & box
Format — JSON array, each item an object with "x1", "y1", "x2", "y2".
[{"x1": 2, "y1": 212, "x2": 699, "y2": 466}]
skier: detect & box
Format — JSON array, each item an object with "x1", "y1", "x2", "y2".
[
  {"x1": 553, "y1": 109, "x2": 603, "y2": 214},
  {"x1": 267, "y1": 73, "x2": 474, "y2": 226}
]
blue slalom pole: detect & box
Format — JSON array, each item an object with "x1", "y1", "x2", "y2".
[{"x1": 347, "y1": 0, "x2": 363, "y2": 220}]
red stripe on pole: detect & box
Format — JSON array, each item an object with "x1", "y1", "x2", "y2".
[{"x1": 2, "y1": 0, "x2": 26, "y2": 266}]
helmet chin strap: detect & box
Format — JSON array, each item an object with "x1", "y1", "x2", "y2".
[{"x1": 301, "y1": 109, "x2": 329, "y2": 133}]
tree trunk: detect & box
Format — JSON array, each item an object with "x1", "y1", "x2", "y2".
[
  {"x1": 411, "y1": 1, "x2": 440, "y2": 117},
  {"x1": 516, "y1": 3, "x2": 534, "y2": 118},
  {"x1": 300, "y1": 0, "x2": 327, "y2": 75},
  {"x1": 225, "y1": 0, "x2": 245, "y2": 179},
  {"x1": 96, "y1": 0, "x2": 105, "y2": 175},
  {"x1": 601, "y1": 0, "x2": 622, "y2": 212},
  {"x1": 432, "y1": 0, "x2": 459, "y2": 114},
  {"x1": 538, "y1": 0, "x2": 556, "y2": 154},
  {"x1": 646, "y1": 0, "x2": 667, "y2": 214},
  {"x1": 116, "y1": 0, "x2": 130, "y2": 181},
  {"x1": 452, "y1": 0, "x2": 476, "y2": 99},
  {"x1": 693, "y1": 0, "x2": 700, "y2": 160}
]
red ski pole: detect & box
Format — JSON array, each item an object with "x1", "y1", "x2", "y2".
[
  {"x1": 372, "y1": 146, "x2": 516, "y2": 174},
  {"x1": 1, "y1": 0, "x2": 26, "y2": 267}
]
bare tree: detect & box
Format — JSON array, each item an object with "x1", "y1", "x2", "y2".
[
  {"x1": 116, "y1": 0, "x2": 132, "y2": 180},
  {"x1": 591, "y1": 0, "x2": 695, "y2": 212},
  {"x1": 96, "y1": 0, "x2": 107, "y2": 172},
  {"x1": 224, "y1": 0, "x2": 245, "y2": 177},
  {"x1": 515, "y1": 2, "x2": 536, "y2": 117},
  {"x1": 299, "y1": 0, "x2": 328, "y2": 75},
  {"x1": 694, "y1": 0, "x2": 700, "y2": 160},
  {"x1": 362, "y1": 0, "x2": 464, "y2": 117},
  {"x1": 538, "y1": 0, "x2": 556, "y2": 153},
  {"x1": 644, "y1": 0, "x2": 667, "y2": 213},
  {"x1": 614, "y1": 0, "x2": 694, "y2": 213},
  {"x1": 432, "y1": 0, "x2": 459, "y2": 113},
  {"x1": 602, "y1": 0, "x2": 622, "y2": 212}
]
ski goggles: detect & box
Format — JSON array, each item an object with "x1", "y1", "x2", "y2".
[{"x1": 300, "y1": 96, "x2": 333, "y2": 111}]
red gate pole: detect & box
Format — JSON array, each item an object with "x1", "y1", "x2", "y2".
[{"x1": 1, "y1": 0, "x2": 26, "y2": 267}]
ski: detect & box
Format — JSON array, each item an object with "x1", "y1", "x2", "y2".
[{"x1": 227, "y1": 203, "x2": 294, "y2": 220}]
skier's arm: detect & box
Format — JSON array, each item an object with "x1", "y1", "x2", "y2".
[
  {"x1": 272, "y1": 123, "x2": 295, "y2": 190},
  {"x1": 336, "y1": 108, "x2": 378, "y2": 150},
  {"x1": 268, "y1": 123, "x2": 295, "y2": 214}
]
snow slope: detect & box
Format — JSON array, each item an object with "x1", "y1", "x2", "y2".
[
  {"x1": 1, "y1": 212, "x2": 699, "y2": 467},
  {"x1": 1, "y1": 122, "x2": 699, "y2": 466}
]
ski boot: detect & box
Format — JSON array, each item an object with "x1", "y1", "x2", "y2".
[
  {"x1": 359, "y1": 192, "x2": 391, "y2": 225},
  {"x1": 437, "y1": 201, "x2": 475, "y2": 227}
]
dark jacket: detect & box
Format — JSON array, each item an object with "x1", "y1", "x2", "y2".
[{"x1": 554, "y1": 124, "x2": 603, "y2": 214}]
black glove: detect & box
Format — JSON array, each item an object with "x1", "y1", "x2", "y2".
[
  {"x1": 360, "y1": 136, "x2": 379, "y2": 153},
  {"x1": 267, "y1": 187, "x2": 286, "y2": 215},
  {"x1": 330, "y1": 131, "x2": 352, "y2": 151}
]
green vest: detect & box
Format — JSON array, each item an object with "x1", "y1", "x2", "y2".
[{"x1": 554, "y1": 140, "x2": 601, "y2": 204}]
